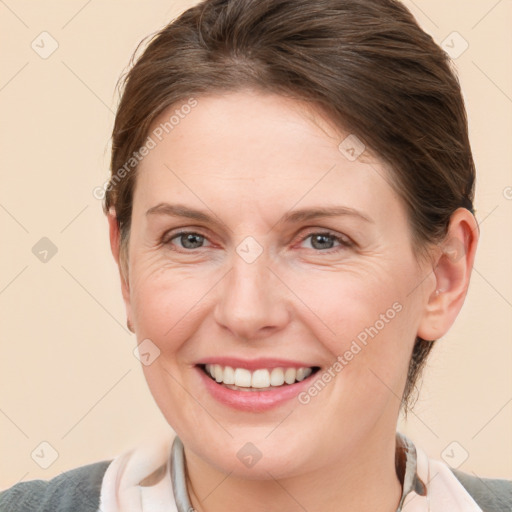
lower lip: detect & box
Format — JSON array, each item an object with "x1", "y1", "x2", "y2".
[{"x1": 195, "y1": 366, "x2": 317, "y2": 412}]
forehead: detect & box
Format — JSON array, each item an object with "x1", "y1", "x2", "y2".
[{"x1": 133, "y1": 90, "x2": 403, "y2": 227}]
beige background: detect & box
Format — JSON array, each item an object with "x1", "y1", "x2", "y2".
[{"x1": 1, "y1": 0, "x2": 511, "y2": 489}]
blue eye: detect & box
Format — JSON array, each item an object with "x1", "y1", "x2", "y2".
[
  {"x1": 165, "y1": 231, "x2": 211, "y2": 250},
  {"x1": 163, "y1": 230, "x2": 352, "y2": 253},
  {"x1": 298, "y1": 231, "x2": 352, "y2": 252}
]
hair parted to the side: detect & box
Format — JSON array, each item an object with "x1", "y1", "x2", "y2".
[{"x1": 103, "y1": 0, "x2": 476, "y2": 415}]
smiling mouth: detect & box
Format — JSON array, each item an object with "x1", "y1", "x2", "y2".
[{"x1": 198, "y1": 364, "x2": 321, "y2": 391}]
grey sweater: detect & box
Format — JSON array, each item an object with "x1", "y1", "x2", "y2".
[{"x1": 0, "y1": 461, "x2": 511, "y2": 511}]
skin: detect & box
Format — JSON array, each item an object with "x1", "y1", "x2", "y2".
[{"x1": 108, "y1": 89, "x2": 478, "y2": 512}]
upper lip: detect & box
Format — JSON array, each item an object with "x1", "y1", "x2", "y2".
[{"x1": 195, "y1": 357, "x2": 319, "y2": 370}]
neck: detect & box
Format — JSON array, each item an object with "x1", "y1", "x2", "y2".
[{"x1": 183, "y1": 426, "x2": 403, "y2": 512}]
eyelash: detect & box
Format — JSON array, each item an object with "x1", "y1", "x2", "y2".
[{"x1": 162, "y1": 229, "x2": 354, "y2": 254}]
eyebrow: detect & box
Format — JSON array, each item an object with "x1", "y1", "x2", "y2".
[{"x1": 145, "y1": 203, "x2": 373, "y2": 225}]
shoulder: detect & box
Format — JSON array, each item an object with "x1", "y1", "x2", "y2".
[
  {"x1": 450, "y1": 467, "x2": 512, "y2": 512},
  {"x1": 0, "y1": 460, "x2": 112, "y2": 512}
]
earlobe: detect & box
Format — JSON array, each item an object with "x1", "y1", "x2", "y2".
[{"x1": 417, "y1": 208, "x2": 479, "y2": 341}]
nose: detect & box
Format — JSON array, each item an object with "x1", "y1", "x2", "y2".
[{"x1": 213, "y1": 250, "x2": 290, "y2": 341}]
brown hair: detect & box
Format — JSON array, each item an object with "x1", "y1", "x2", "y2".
[{"x1": 103, "y1": 0, "x2": 476, "y2": 414}]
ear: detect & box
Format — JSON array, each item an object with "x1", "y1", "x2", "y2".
[
  {"x1": 107, "y1": 208, "x2": 133, "y2": 332},
  {"x1": 417, "y1": 207, "x2": 479, "y2": 341}
]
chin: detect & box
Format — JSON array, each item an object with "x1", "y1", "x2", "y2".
[{"x1": 186, "y1": 432, "x2": 314, "y2": 480}]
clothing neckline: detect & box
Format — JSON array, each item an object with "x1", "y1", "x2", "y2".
[{"x1": 100, "y1": 430, "x2": 484, "y2": 511}]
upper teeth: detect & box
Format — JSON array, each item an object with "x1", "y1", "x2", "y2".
[{"x1": 204, "y1": 364, "x2": 313, "y2": 388}]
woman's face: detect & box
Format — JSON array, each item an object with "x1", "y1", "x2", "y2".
[{"x1": 118, "y1": 90, "x2": 434, "y2": 478}]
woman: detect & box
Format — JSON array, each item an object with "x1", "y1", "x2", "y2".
[{"x1": 1, "y1": 0, "x2": 510, "y2": 510}]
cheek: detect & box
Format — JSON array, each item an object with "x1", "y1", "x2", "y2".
[
  {"x1": 294, "y1": 263, "x2": 409, "y2": 337},
  {"x1": 129, "y1": 255, "x2": 219, "y2": 351},
  {"x1": 291, "y1": 264, "x2": 417, "y2": 392}
]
